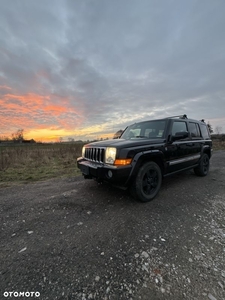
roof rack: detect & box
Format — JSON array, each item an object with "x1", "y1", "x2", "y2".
[{"x1": 166, "y1": 114, "x2": 188, "y2": 119}]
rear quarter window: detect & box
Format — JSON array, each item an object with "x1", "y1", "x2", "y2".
[{"x1": 200, "y1": 124, "x2": 210, "y2": 139}]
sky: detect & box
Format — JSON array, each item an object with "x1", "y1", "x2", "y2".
[{"x1": 0, "y1": 0, "x2": 225, "y2": 142}]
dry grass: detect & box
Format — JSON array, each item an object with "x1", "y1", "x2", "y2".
[
  {"x1": 0, "y1": 143, "x2": 84, "y2": 186},
  {"x1": 212, "y1": 139, "x2": 225, "y2": 151},
  {"x1": 1, "y1": 138, "x2": 224, "y2": 187}
]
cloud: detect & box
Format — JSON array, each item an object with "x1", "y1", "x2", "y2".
[
  {"x1": 0, "y1": 0, "x2": 225, "y2": 140},
  {"x1": 0, "y1": 89, "x2": 84, "y2": 140}
]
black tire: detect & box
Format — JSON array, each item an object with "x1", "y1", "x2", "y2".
[
  {"x1": 130, "y1": 161, "x2": 162, "y2": 202},
  {"x1": 194, "y1": 153, "x2": 210, "y2": 176}
]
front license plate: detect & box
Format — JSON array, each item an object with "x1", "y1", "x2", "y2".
[{"x1": 80, "y1": 165, "x2": 89, "y2": 175}]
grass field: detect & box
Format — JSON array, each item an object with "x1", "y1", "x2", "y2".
[
  {"x1": 0, "y1": 138, "x2": 224, "y2": 187},
  {"x1": 212, "y1": 139, "x2": 225, "y2": 150},
  {"x1": 0, "y1": 142, "x2": 84, "y2": 187}
]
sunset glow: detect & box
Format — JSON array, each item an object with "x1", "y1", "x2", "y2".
[{"x1": 0, "y1": 87, "x2": 87, "y2": 142}]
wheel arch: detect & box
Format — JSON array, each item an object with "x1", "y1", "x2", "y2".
[
  {"x1": 128, "y1": 151, "x2": 164, "y2": 184},
  {"x1": 202, "y1": 145, "x2": 212, "y2": 159}
]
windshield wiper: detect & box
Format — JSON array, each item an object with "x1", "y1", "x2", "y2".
[{"x1": 135, "y1": 136, "x2": 147, "y2": 138}]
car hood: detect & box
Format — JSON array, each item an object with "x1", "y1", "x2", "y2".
[{"x1": 84, "y1": 138, "x2": 165, "y2": 149}]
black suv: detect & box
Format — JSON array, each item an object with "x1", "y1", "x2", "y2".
[{"x1": 77, "y1": 115, "x2": 212, "y2": 202}]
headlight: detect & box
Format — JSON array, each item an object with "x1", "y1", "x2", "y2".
[
  {"x1": 82, "y1": 146, "x2": 85, "y2": 157},
  {"x1": 105, "y1": 147, "x2": 117, "y2": 164}
]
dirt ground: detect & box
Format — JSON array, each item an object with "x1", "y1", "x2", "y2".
[{"x1": 0, "y1": 151, "x2": 225, "y2": 300}]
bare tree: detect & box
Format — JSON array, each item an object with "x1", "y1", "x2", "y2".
[
  {"x1": 113, "y1": 129, "x2": 123, "y2": 139},
  {"x1": 215, "y1": 126, "x2": 222, "y2": 135},
  {"x1": 207, "y1": 122, "x2": 213, "y2": 134},
  {"x1": 12, "y1": 129, "x2": 24, "y2": 141}
]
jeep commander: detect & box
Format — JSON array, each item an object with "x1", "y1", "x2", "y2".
[{"x1": 77, "y1": 115, "x2": 212, "y2": 202}]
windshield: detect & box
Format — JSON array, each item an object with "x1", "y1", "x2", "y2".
[{"x1": 121, "y1": 120, "x2": 166, "y2": 140}]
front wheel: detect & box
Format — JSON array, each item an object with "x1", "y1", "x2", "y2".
[
  {"x1": 130, "y1": 161, "x2": 162, "y2": 202},
  {"x1": 194, "y1": 153, "x2": 210, "y2": 176}
]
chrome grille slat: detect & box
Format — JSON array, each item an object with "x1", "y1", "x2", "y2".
[{"x1": 84, "y1": 147, "x2": 105, "y2": 163}]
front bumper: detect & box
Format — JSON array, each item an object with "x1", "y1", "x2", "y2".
[{"x1": 77, "y1": 157, "x2": 132, "y2": 186}]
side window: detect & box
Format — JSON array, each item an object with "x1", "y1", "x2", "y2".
[
  {"x1": 189, "y1": 122, "x2": 201, "y2": 138},
  {"x1": 200, "y1": 124, "x2": 210, "y2": 139},
  {"x1": 172, "y1": 121, "x2": 187, "y2": 135}
]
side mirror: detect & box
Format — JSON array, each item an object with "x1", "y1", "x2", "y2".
[{"x1": 172, "y1": 131, "x2": 189, "y2": 141}]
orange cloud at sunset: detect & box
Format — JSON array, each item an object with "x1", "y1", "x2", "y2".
[
  {"x1": 0, "y1": 87, "x2": 85, "y2": 142},
  {"x1": 44, "y1": 105, "x2": 68, "y2": 115}
]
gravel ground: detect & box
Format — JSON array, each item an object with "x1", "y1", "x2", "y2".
[{"x1": 0, "y1": 151, "x2": 225, "y2": 300}]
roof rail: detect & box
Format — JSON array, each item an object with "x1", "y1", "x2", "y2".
[{"x1": 166, "y1": 114, "x2": 188, "y2": 119}]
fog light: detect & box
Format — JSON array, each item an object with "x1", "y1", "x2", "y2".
[{"x1": 107, "y1": 170, "x2": 113, "y2": 178}]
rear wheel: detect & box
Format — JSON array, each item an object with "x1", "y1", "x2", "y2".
[
  {"x1": 194, "y1": 153, "x2": 210, "y2": 176},
  {"x1": 130, "y1": 161, "x2": 162, "y2": 202}
]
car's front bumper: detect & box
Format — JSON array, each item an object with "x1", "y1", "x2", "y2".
[{"x1": 77, "y1": 157, "x2": 132, "y2": 186}]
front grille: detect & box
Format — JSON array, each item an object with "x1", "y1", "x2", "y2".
[{"x1": 84, "y1": 147, "x2": 105, "y2": 163}]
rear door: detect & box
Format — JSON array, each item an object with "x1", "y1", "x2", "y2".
[{"x1": 187, "y1": 121, "x2": 202, "y2": 164}]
